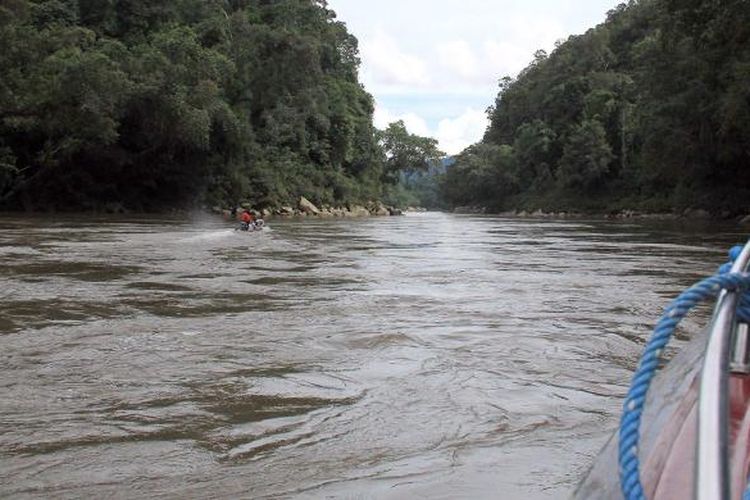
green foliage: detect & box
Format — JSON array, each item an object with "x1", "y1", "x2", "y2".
[
  {"x1": 442, "y1": 143, "x2": 518, "y2": 210},
  {"x1": 513, "y1": 120, "x2": 556, "y2": 191},
  {"x1": 448, "y1": 0, "x2": 750, "y2": 215},
  {"x1": 557, "y1": 119, "x2": 614, "y2": 191},
  {"x1": 379, "y1": 120, "x2": 444, "y2": 183},
  {"x1": 0, "y1": 145, "x2": 17, "y2": 192},
  {"x1": 381, "y1": 182, "x2": 420, "y2": 209},
  {"x1": 0, "y1": 0, "x2": 387, "y2": 211}
]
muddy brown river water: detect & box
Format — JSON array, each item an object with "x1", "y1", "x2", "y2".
[{"x1": 0, "y1": 212, "x2": 745, "y2": 499}]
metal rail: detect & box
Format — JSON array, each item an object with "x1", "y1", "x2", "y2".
[{"x1": 696, "y1": 241, "x2": 750, "y2": 500}]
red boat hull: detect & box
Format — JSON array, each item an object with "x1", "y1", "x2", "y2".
[{"x1": 575, "y1": 330, "x2": 750, "y2": 499}]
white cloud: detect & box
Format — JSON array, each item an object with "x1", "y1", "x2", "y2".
[
  {"x1": 327, "y1": 0, "x2": 622, "y2": 153},
  {"x1": 373, "y1": 106, "x2": 431, "y2": 137},
  {"x1": 483, "y1": 40, "x2": 533, "y2": 80},
  {"x1": 436, "y1": 40, "x2": 480, "y2": 80},
  {"x1": 361, "y1": 31, "x2": 430, "y2": 87},
  {"x1": 510, "y1": 15, "x2": 568, "y2": 48},
  {"x1": 436, "y1": 108, "x2": 488, "y2": 155},
  {"x1": 357, "y1": 12, "x2": 569, "y2": 96},
  {"x1": 483, "y1": 17, "x2": 567, "y2": 80},
  {"x1": 376, "y1": 105, "x2": 488, "y2": 155}
]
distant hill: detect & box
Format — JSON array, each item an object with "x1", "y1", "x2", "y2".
[
  {"x1": 394, "y1": 156, "x2": 454, "y2": 209},
  {"x1": 0, "y1": 0, "x2": 386, "y2": 211},
  {"x1": 443, "y1": 0, "x2": 750, "y2": 215}
]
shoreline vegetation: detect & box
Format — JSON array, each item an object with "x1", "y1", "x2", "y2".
[
  {"x1": 442, "y1": 0, "x2": 750, "y2": 218},
  {"x1": 2, "y1": 1, "x2": 747, "y2": 217},
  {"x1": 214, "y1": 196, "x2": 406, "y2": 220},
  {"x1": 453, "y1": 205, "x2": 750, "y2": 224},
  {"x1": 0, "y1": 1, "x2": 441, "y2": 214}
]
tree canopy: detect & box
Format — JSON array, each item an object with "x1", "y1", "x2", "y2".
[
  {"x1": 0, "y1": 0, "x2": 435, "y2": 211},
  {"x1": 379, "y1": 120, "x2": 444, "y2": 182},
  {"x1": 444, "y1": 0, "x2": 750, "y2": 215}
]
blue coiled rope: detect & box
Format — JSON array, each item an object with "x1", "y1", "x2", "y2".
[{"x1": 619, "y1": 244, "x2": 750, "y2": 499}]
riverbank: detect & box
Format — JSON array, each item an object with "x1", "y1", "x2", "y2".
[
  {"x1": 452, "y1": 205, "x2": 750, "y2": 225},
  {"x1": 213, "y1": 196, "x2": 407, "y2": 220},
  {"x1": 0, "y1": 212, "x2": 738, "y2": 499}
]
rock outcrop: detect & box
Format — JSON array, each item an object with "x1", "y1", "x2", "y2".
[
  {"x1": 218, "y1": 201, "x2": 405, "y2": 219},
  {"x1": 299, "y1": 196, "x2": 320, "y2": 215},
  {"x1": 348, "y1": 205, "x2": 370, "y2": 217},
  {"x1": 367, "y1": 201, "x2": 390, "y2": 216}
]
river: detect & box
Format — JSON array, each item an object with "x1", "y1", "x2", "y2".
[{"x1": 0, "y1": 212, "x2": 744, "y2": 499}]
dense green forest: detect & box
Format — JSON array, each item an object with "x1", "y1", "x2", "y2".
[
  {"x1": 443, "y1": 0, "x2": 750, "y2": 215},
  {"x1": 0, "y1": 0, "x2": 439, "y2": 211}
]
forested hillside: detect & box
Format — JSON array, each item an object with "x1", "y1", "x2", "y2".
[
  {"x1": 443, "y1": 0, "x2": 750, "y2": 215},
  {"x1": 0, "y1": 0, "x2": 404, "y2": 211}
]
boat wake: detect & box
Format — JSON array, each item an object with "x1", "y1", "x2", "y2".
[{"x1": 178, "y1": 230, "x2": 236, "y2": 243}]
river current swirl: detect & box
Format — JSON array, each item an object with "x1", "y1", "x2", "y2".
[{"x1": 0, "y1": 212, "x2": 743, "y2": 498}]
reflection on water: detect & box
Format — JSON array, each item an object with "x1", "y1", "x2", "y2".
[{"x1": 0, "y1": 213, "x2": 744, "y2": 498}]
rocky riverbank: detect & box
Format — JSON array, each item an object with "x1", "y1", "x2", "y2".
[
  {"x1": 214, "y1": 197, "x2": 404, "y2": 220},
  {"x1": 453, "y1": 205, "x2": 750, "y2": 224}
]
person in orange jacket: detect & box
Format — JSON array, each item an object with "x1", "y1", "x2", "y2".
[{"x1": 239, "y1": 209, "x2": 254, "y2": 230}]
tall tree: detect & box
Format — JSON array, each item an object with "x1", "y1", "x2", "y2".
[
  {"x1": 445, "y1": 0, "x2": 750, "y2": 214},
  {"x1": 379, "y1": 120, "x2": 444, "y2": 183}
]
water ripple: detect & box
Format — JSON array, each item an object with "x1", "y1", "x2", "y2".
[{"x1": 0, "y1": 213, "x2": 742, "y2": 499}]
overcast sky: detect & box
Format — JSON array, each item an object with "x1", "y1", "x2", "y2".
[{"x1": 326, "y1": 0, "x2": 624, "y2": 154}]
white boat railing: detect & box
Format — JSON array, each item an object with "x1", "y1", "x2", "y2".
[{"x1": 696, "y1": 241, "x2": 750, "y2": 500}]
